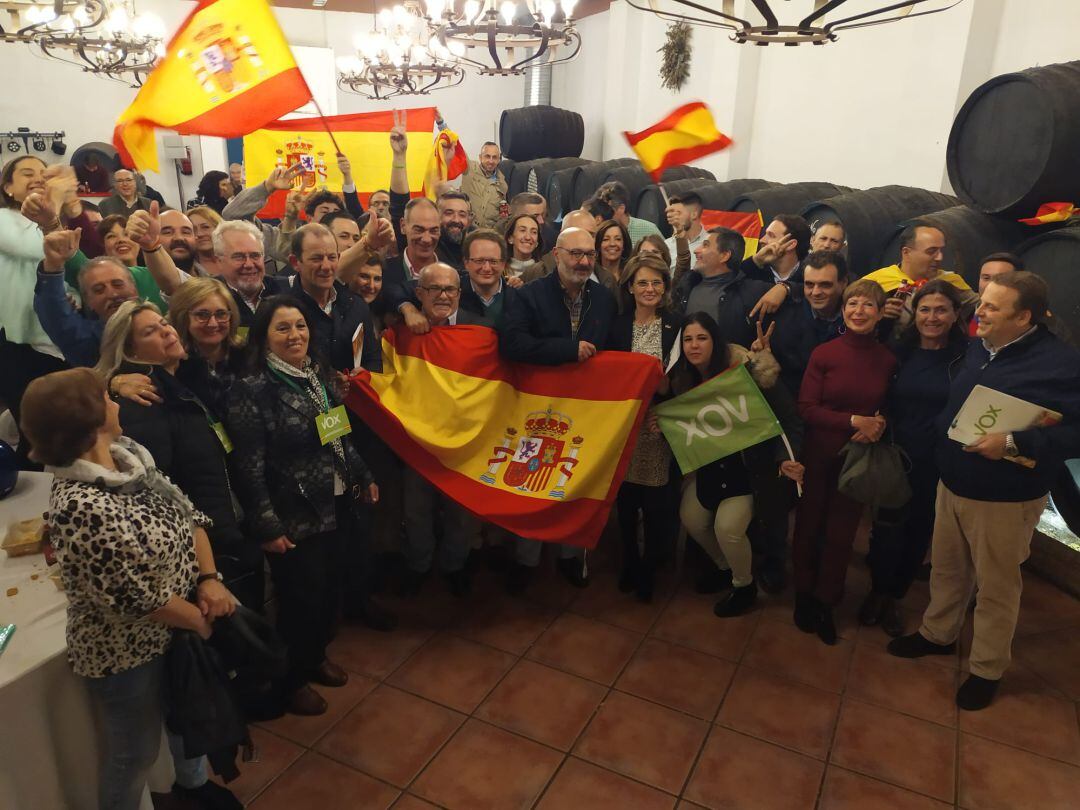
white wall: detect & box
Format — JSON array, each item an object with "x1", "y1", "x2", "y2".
[
  {"x1": 550, "y1": 0, "x2": 1080, "y2": 192},
  {"x1": 0, "y1": 0, "x2": 524, "y2": 208}
]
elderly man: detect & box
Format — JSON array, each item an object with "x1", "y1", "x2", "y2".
[
  {"x1": 865, "y1": 222, "x2": 979, "y2": 330},
  {"x1": 98, "y1": 169, "x2": 153, "y2": 217},
  {"x1": 399, "y1": 262, "x2": 487, "y2": 597},
  {"x1": 460, "y1": 141, "x2": 508, "y2": 230},
  {"x1": 33, "y1": 229, "x2": 139, "y2": 366},
  {"x1": 499, "y1": 227, "x2": 617, "y2": 591},
  {"x1": 595, "y1": 180, "x2": 662, "y2": 246},
  {"x1": 220, "y1": 161, "x2": 305, "y2": 270},
  {"x1": 889, "y1": 272, "x2": 1080, "y2": 711},
  {"x1": 519, "y1": 209, "x2": 616, "y2": 293},
  {"x1": 228, "y1": 162, "x2": 244, "y2": 194}
]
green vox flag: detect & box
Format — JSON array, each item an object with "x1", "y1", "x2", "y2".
[{"x1": 654, "y1": 363, "x2": 783, "y2": 474}]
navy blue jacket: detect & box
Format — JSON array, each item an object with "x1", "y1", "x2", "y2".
[
  {"x1": 936, "y1": 326, "x2": 1080, "y2": 502},
  {"x1": 285, "y1": 278, "x2": 381, "y2": 373},
  {"x1": 33, "y1": 271, "x2": 103, "y2": 367},
  {"x1": 768, "y1": 298, "x2": 844, "y2": 399},
  {"x1": 498, "y1": 270, "x2": 616, "y2": 365}
]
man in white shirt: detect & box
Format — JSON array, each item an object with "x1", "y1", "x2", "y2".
[{"x1": 664, "y1": 192, "x2": 706, "y2": 272}]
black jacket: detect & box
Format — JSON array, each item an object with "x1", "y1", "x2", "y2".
[
  {"x1": 226, "y1": 367, "x2": 374, "y2": 544},
  {"x1": 673, "y1": 268, "x2": 772, "y2": 349},
  {"x1": 498, "y1": 270, "x2": 617, "y2": 365},
  {"x1": 458, "y1": 276, "x2": 515, "y2": 328},
  {"x1": 936, "y1": 326, "x2": 1080, "y2": 502},
  {"x1": 606, "y1": 310, "x2": 684, "y2": 369},
  {"x1": 116, "y1": 365, "x2": 260, "y2": 585},
  {"x1": 175, "y1": 352, "x2": 245, "y2": 423},
  {"x1": 768, "y1": 298, "x2": 844, "y2": 399},
  {"x1": 285, "y1": 278, "x2": 381, "y2": 373},
  {"x1": 221, "y1": 275, "x2": 291, "y2": 329},
  {"x1": 740, "y1": 256, "x2": 803, "y2": 297}
]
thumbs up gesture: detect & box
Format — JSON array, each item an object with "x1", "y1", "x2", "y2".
[{"x1": 126, "y1": 200, "x2": 161, "y2": 250}]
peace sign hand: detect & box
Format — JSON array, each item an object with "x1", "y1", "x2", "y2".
[
  {"x1": 750, "y1": 319, "x2": 775, "y2": 353},
  {"x1": 265, "y1": 162, "x2": 303, "y2": 192},
  {"x1": 390, "y1": 109, "x2": 408, "y2": 156}
]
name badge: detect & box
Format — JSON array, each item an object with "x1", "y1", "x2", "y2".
[
  {"x1": 210, "y1": 420, "x2": 233, "y2": 453},
  {"x1": 316, "y1": 404, "x2": 352, "y2": 445}
]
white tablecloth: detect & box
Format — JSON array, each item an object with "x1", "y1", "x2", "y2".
[{"x1": 0, "y1": 472, "x2": 172, "y2": 810}]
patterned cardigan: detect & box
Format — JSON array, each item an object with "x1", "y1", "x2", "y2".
[{"x1": 226, "y1": 368, "x2": 373, "y2": 545}]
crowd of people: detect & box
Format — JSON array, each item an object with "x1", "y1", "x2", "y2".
[{"x1": 3, "y1": 115, "x2": 1080, "y2": 810}]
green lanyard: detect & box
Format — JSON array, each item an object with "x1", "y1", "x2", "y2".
[{"x1": 268, "y1": 366, "x2": 330, "y2": 413}]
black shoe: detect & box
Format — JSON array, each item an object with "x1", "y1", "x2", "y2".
[
  {"x1": 887, "y1": 632, "x2": 956, "y2": 659},
  {"x1": 817, "y1": 606, "x2": 837, "y2": 645},
  {"x1": 956, "y1": 674, "x2": 1000, "y2": 711},
  {"x1": 347, "y1": 597, "x2": 398, "y2": 633},
  {"x1": 172, "y1": 781, "x2": 243, "y2": 810},
  {"x1": 757, "y1": 567, "x2": 787, "y2": 595},
  {"x1": 714, "y1": 581, "x2": 758, "y2": 617},
  {"x1": 635, "y1": 569, "x2": 655, "y2": 604},
  {"x1": 506, "y1": 562, "x2": 534, "y2": 595},
  {"x1": 618, "y1": 565, "x2": 637, "y2": 593},
  {"x1": 879, "y1": 597, "x2": 905, "y2": 638},
  {"x1": 445, "y1": 568, "x2": 472, "y2": 598},
  {"x1": 793, "y1": 593, "x2": 819, "y2": 634},
  {"x1": 858, "y1": 591, "x2": 886, "y2": 626},
  {"x1": 397, "y1": 569, "x2": 427, "y2": 598},
  {"x1": 557, "y1": 556, "x2": 589, "y2": 588},
  {"x1": 695, "y1": 566, "x2": 733, "y2": 594}
]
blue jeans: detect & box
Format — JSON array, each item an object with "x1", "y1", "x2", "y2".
[{"x1": 84, "y1": 656, "x2": 208, "y2": 810}]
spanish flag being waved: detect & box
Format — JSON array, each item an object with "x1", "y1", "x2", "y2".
[
  {"x1": 346, "y1": 327, "x2": 663, "y2": 547},
  {"x1": 114, "y1": 0, "x2": 311, "y2": 172},
  {"x1": 623, "y1": 102, "x2": 734, "y2": 181}
]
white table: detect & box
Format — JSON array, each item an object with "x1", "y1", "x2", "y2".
[{"x1": 0, "y1": 472, "x2": 172, "y2": 810}]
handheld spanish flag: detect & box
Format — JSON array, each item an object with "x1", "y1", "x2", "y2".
[
  {"x1": 113, "y1": 0, "x2": 312, "y2": 172},
  {"x1": 1019, "y1": 202, "x2": 1076, "y2": 225},
  {"x1": 700, "y1": 209, "x2": 764, "y2": 257},
  {"x1": 346, "y1": 326, "x2": 663, "y2": 547},
  {"x1": 423, "y1": 128, "x2": 469, "y2": 199},
  {"x1": 623, "y1": 102, "x2": 733, "y2": 181}
]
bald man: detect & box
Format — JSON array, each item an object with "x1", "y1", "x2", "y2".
[
  {"x1": 158, "y1": 209, "x2": 200, "y2": 275},
  {"x1": 498, "y1": 226, "x2": 617, "y2": 591},
  {"x1": 519, "y1": 210, "x2": 618, "y2": 294}
]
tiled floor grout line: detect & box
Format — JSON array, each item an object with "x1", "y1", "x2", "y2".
[{"x1": 813, "y1": 629, "x2": 863, "y2": 809}]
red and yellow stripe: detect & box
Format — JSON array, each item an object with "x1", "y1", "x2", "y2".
[{"x1": 623, "y1": 102, "x2": 734, "y2": 181}]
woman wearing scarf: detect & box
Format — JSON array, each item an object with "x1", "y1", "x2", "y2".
[
  {"x1": 226, "y1": 295, "x2": 377, "y2": 717},
  {"x1": 19, "y1": 368, "x2": 239, "y2": 810}
]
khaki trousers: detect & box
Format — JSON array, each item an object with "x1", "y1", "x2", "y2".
[{"x1": 919, "y1": 483, "x2": 1046, "y2": 680}]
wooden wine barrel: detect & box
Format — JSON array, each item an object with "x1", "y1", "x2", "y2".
[
  {"x1": 601, "y1": 165, "x2": 717, "y2": 215},
  {"x1": 548, "y1": 163, "x2": 591, "y2": 220},
  {"x1": 527, "y1": 157, "x2": 591, "y2": 215},
  {"x1": 638, "y1": 178, "x2": 778, "y2": 237},
  {"x1": 878, "y1": 206, "x2": 1031, "y2": 287},
  {"x1": 947, "y1": 61, "x2": 1080, "y2": 218},
  {"x1": 568, "y1": 158, "x2": 638, "y2": 210},
  {"x1": 499, "y1": 106, "x2": 585, "y2": 161},
  {"x1": 732, "y1": 182, "x2": 854, "y2": 225},
  {"x1": 497, "y1": 158, "x2": 516, "y2": 191},
  {"x1": 506, "y1": 158, "x2": 554, "y2": 198},
  {"x1": 1016, "y1": 222, "x2": 1080, "y2": 328},
  {"x1": 800, "y1": 185, "x2": 959, "y2": 278}
]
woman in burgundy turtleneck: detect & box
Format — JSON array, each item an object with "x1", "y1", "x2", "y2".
[{"x1": 792, "y1": 279, "x2": 897, "y2": 645}]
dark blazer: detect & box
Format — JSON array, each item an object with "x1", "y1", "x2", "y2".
[
  {"x1": 499, "y1": 270, "x2": 616, "y2": 365},
  {"x1": 226, "y1": 367, "x2": 374, "y2": 545},
  {"x1": 453, "y1": 307, "x2": 494, "y2": 327},
  {"x1": 459, "y1": 276, "x2": 516, "y2": 327},
  {"x1": 672, "y1": 268, "x2": 772, "y2": 349},
  {"x1": 606, "y1": 309, "x2": 683, "y2": 369},
  {"x1": 221, "y1": 275, "x2": 291, "y2": 329},
  {"x1": 768, "y1": 298, "x2": 844, "y2": 399},
  {"x1": 740, "y1": 256, "x2": 803, "y2": 296},
  {"x1": 286, "y1": 278, "x2": 381, "y2": 373}
]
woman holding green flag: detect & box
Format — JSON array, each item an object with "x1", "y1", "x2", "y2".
[{"x1": 671, "y1": 312, "x2": 804, "y2": 617}]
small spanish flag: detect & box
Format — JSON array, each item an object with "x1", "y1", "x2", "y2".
[
  {"x1": 423, "y1": 128, "x2": 469, "y2": 200},
  {"x1": 114, "y1": 0, "x2": 312, "y2": 172},
  {"x1": 1018, "y1": 202, "x2": 1076, "y2": 225},
  {"x1": 623, "y1": 102, "x2": 733, "y2": 181},
  {"x1": 700, "y1": 209, "x2": 764, "y2": 257}
]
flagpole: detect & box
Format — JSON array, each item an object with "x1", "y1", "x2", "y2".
[
  {"x1": 310, "y1": 96, "x2": 344, "y2": 156},
  {"x1": 779, "y1": 432, "x2": 803, "y2": 498}
]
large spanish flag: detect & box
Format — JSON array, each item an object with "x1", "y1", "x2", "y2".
[
  {"x1": 346, "y1": 326, "x2": 663, "y2": 547},
  {"x1": 114, "y1": 0, "x2": 312, "y2": 172},
  {"x1": 243, "y1": 108, "x2": 438, "y2": 219},
  {"x1": 623, "y1": 102, "x2": 734, "y2": 181}
]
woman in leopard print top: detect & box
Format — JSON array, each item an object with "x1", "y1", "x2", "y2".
[{"x1": 20, "y1": 368, "x2": 240, "y2": 810}]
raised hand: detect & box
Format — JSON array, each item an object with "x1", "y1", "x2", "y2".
[
  {"x1": 284, "y1": 189, "x2": 307, "y2": 219},
  {"x1": 882, "y1": 296, "x2": 905, "y2": 320},
  {"x1": 336, "y1": 153, "x2": 353, "y2": 182},
  {"x1": 43, "y1": 165, "x2": 78, "y2": 214},
  {"x1": 265, "y1": 162, "x2": 304, "y2": 192},
  {"x1": 125, "y1": 200, "x2": 161, "y2": 250},
  {"x1": 664, "y1": 204, "x2": 684, "y2": 237},
  {"x1": 364, "y1": 213, "x2": 395, "y2": 250},
  {"x1": 750, "y1": 318, "x2": 775, "y2": 353},
  {"x1": 749, "y1": 283, "x2": 789, "y2": 319},
  {"x1": 21, "y1": 191, "x2": 59, "y2": 229},
  {"x1": 42, "y1": 227, "x2": 82, "y2": 272},
  {"x1": 754, "y1": 233, "x2": 795, "y2": 268},
  {"x1": 390, "y1": 109, "x2": 408, "y2": 156}
]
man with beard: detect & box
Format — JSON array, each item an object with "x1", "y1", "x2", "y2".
[
  {"x1": 459, "y1": 141, "x2": 508, "y2": 230},
  {"x1": 33, "y1": 228, "x2": 139, "y2": 366},
  {"x1": 435, "y1": 190, "x2": 472, "y2": 270},
  {"x1": 158, "y1": 209, "x2": 201, "y2": 275}
]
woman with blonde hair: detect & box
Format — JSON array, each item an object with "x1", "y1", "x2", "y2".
[{"x1": 186, "y1": 205, "x2": 226, "y2": 277}]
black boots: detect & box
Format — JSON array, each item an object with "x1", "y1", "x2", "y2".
[
  {"x1": 713, "y1": 581, "x2": 758, "y2": 617},
  {"x1": 793, "y1": 593, "x2": 835, "y2": 644},
  {"x1": 956, "y1": 674, "x2": 1000, "y2": 711}
]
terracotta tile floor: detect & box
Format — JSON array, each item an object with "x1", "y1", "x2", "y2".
[{"x1": 217, "y1": 535, "x2": 1080, "y2": 809}]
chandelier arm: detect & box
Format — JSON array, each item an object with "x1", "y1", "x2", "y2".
[
  {"x1": 824, "y1": 0, "x2": 960, "y2": 32},
  {"x1": 485, "y1": 19, "x2": 505, "y2": 72},
  {"x1": 798, "y1": 0, "x2": 850, "y2": 27},
  {"x1": 624, "y1": 0, "x2": 739, "y2": 31},
  {"x1": 748, "y1": 0, "x2": 779, "y2": 29}
]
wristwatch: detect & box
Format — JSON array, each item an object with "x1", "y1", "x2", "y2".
[
  {"x1": 1004, "y1": 433, "x2": 1019, "y2": 458},
  {"x1": 197, "y1": 571, "x2": 224, "y2": 585}
]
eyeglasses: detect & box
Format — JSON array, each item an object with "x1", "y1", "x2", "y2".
[
  {"x1": 227, "y1": 252, "x2": 264, "y2": 263},
  {"x1": 559, "y1": 248, "x2": 597, "y2": 262},
  {"x1": 192, "y1": 309, "x2": 231, "y2": 324},
  {"x1": 633, "y1": 279, "x2": 665, "y2": 289},
  {"x1": 466, "y1": 258, "x2": 503, "y2": 267},
  {"x1": 419, "y1": 284, "x2": 460, "y2": 296}
]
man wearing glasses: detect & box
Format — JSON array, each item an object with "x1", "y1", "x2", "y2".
[
  {"x1": 499, "y1": 227, "x2": 617, "y2": 591},
  {"x1": 458, "y1": 229, "x2": 516, "y2": 328}
]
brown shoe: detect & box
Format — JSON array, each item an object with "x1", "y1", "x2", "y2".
[
  {"x1": 287, "y1": 685, "x2": 328, "y2": 716},
  {"x1": 312, "y1": 659, "x2": 349, "y2": 687}
]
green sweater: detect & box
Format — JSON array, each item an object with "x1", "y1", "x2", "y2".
[{"x1": 64, "y1": 251, "x2": 167, "y2": 313}]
